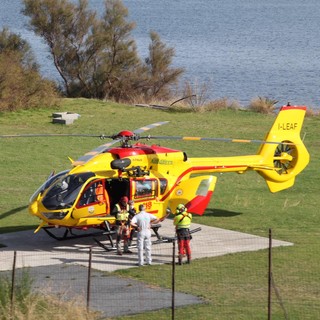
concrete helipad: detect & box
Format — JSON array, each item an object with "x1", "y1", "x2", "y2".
[{"x1": 0, "y1": 219, "x2": 292, "y2": 272}]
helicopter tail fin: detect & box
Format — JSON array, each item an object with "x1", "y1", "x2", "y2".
[{"x1": 256, "y1": 105, "x2": 310, "y2": 192}]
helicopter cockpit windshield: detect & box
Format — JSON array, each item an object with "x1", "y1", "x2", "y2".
[
  {"x1": 29, "y1": 170, "x2": 70, "y2": 204},
  {"x1": 42, "y1": 172, "x2": 95, "y2": 209}
]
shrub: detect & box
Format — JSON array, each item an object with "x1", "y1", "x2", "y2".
[
  {"x1": 0, "y1": 51, "x2": 60, "y2": 111},
  {"x1": 248, "y1": 96, "x2": 278, "y2": 114},
  {"x1": 203, "y1": 98, "x2": 240, "y2": 112}
]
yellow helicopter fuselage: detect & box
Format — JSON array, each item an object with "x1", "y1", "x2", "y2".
[{"x1": 28, "y1": 105, "x2": 309, "y2": 233}]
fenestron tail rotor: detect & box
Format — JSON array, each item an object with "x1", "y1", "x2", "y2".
[{"x1": 273, "y1": 141, "x2": 297, "y2": 175}]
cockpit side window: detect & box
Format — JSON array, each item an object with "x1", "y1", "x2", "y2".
[
  {"x1": 159, "y1": 178, "x2": 168, "y2": 195},
  {"x1": 133, "y1": 179, "x2": 158, "y2": 199},
  {"x1": 78, "y1": 179, "x2": 108, "y2": 207}
]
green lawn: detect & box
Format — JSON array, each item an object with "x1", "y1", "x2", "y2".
[{"x1": 0, "y1": 99, "x2": 319, "y2": 319}]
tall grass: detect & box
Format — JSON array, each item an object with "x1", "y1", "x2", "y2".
[
  {"x1": 0, "y1": 270, "x2": 100, "y2": 320},
  {"x1": 248, "y1": 96, "x2": 278, "y2": 114}
]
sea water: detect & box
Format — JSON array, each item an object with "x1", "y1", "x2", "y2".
[{"x1": 1, "y1": 0, "x2": 320, "y2": 108}]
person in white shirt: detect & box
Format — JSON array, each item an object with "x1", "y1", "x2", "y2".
[{"x1": 130, "y1": 204, "x2": 161, "y2": 266}]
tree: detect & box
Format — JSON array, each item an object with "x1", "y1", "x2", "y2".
[
  {"x1": 0, "y1": 28, "x2": 58, "y2": 111},
  {"x1": 90, "y1": 0, "x2": 140, "y2": 100},
  {"x1": 0, "y1": 27, "x2": 37, "y2": 69},
  {"x1": 22, "y1": 0, "x2": 184, "y2": 102},
  {"x1": 143, "y1": 31, "x2": 184, "y2": 100},
  {"x1": 23, "y1": 0, "x2": 97, "y2": 97}
]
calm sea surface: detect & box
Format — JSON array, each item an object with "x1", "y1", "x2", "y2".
[{"x1": 1, "y1": 0, "x2": 320, "y2": 108}]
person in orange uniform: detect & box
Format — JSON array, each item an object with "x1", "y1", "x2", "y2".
[
  {"x1": 173, "y1": 204, "x2": 192, "y2": 265},
  {"x1": 95, "y1": 182, "x2": 105, "y2": 204}
]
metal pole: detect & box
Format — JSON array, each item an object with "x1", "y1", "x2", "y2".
[
  {"x1": 172, "y1": 240, "x2": 176, "y2": 320},
  {"x1": 268, "y1": 228, "x2": 272, "y2": 320},
  {"x1": 87, "y1": 246, "x2": 92, "y2": 312},
  {"x1": 10, "y1": 251, "x2": 17, "y2": 318}
]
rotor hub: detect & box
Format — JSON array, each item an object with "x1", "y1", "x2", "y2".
[{"x1": 117, "y1": 130, "x2": 134, "y2": 137}]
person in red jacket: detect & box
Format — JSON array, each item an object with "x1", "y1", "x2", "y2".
[{"x1": 173, "y1": 204, "x2": 192, "y2": 265}]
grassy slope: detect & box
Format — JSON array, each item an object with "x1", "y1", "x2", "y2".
[{"x1": 0, "y1": 99, "x2": 319, "y2": 319}]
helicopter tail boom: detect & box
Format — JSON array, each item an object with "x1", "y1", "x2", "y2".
[{"x1": 256, "y1": 105, "x2": 309, "y2": 192}]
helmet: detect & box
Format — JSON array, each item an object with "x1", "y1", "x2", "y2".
[
  {"x1": 176, "y1": 204, "x2": 186, "y2": 214},
  {"x1": 120, "y1": 196, "x2": 128, "y2": 203}
]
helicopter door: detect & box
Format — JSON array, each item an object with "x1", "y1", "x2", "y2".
[
  {"x1": 72, "y1": 179, "x2": 110, "y2": 219},
  {"x1": 105, "y1": 178, "x2": 130, "y2": 212}
]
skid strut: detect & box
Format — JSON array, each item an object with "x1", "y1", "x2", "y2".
[{"x1": 94, "y1": 223, "x2": 163, "y2": 252}]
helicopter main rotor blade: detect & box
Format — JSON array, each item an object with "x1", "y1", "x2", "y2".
[
  {"x1": 0, "y1": 133, "x2": 103, "y2": 138},
  {"x1": 0, "y1": 121, "x2": 170, "y2": 139},
  {"x1": 140, "y1": 135, "x2": 294, "y2": 145},
  {"x1": 133, "y1": 121, "x2": 169, "y2": 134},
  {"x1": 72, "y1": 139, "x2": 121, "y2": 166},
  {"x1": 73, "y1": 121, "x2": 170, "y2": 166}
]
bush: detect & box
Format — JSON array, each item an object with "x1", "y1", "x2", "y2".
[
  {"x1": 203, "y1": 98, "x2": 240, "y2": 112},
  {"x1": 248, "y1": 96, "x2": 278, "y2": 114},
  {"x1": 0, "y1": 51, "x2": 60, "y2": 111},
  {"x1": 0, "y1": 28, "x2": 60, "y2": 112}
]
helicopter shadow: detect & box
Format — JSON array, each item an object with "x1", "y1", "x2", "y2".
[
  {"x1": 203, "y1": 208, "x2": 242, "y2": 218},
  {"x1": 0, "y1": 225, "x2": 39, "y2": 234},
  {"x1": 0, "y1": 205, "x2": 28, "y2": 220},
  {"x1": 0, "y1": 205, "x2": 39, "y2": 234},
  {"x1": 53, "y1": 252, "x2": 139, "y2": 268},
  {"x1": 0, "y1": 227, "x2": 105, "y2": 252}
]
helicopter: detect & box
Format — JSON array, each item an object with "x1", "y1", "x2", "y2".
[{"x1": 2, "y1": 104, "x2": 309, "y2": 240}]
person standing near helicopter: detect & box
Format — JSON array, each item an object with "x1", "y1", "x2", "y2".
[
  {"x1": 112, "y1": 196, "x2": 131, "y2": 255},
  {"x1": 127, "y1": 200, "x2": 137, "y2": 247},
  {"x1": 173, "y1": 204, "x2": 192, "y2": 265},
  {"x1": 130, "y1": 204, "x2": 161, "y2": 266}
]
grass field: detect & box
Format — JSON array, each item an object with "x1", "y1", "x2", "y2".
[{"x1": 0, "y1": 99, "x2": 319, "y2": 319}]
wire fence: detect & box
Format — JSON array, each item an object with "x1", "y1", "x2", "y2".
[{"x1": 1, "y1": 225, "x2": 319, "y2": 320}]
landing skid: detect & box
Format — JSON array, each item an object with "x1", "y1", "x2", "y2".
[
  {"x1": 93, "y1": 221, "x2": 117, "y2": 251},
  {"x1": 94, "y1": 238, "x2": 114, "y2": 251},
  {"x1": 94, "y1": 223, "x2": 164, "y2": 252},
  {"x1": 152, "y1": 227, "x2": 202, "y2": 245},
  {"x1": 42, "y1": 221, "x2": 117, "y2": 241},
  {"x1": 42, "y1": 226, "x2": 107, "y2": 241}
]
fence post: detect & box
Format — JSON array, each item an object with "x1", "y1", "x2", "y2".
[
  {"x1": 10, "y1": 251, "x2": 17, "y2": 318},
  {"x1": 268, "y1": 228, "x2": 272, "y2": 320},
  {"x1": 172, "y1": 240, "x2": 176, "y2": 320},
  {"x1": 87, "y1": 246, "x2": 92, "y2": 312}
]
